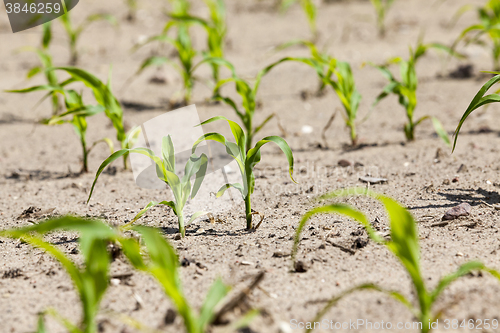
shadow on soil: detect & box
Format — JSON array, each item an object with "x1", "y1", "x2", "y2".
[
  {"x1": 4, "y1": 169, "x2": 81, "y2": 181},
  {"x1": 409, "y1": 187, "x2": 500, "y2": 210}
]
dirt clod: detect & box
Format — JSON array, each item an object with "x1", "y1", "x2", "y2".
[
  {"x1": 338, "y1": 159, "x2": 351, "y2": 167},
  {"x1": 163, "y1": 309, "x2": 177, "y2": 325},
  {"x1": 2, "y1": 268, "x2": 23, "y2": 279},
  {"x1": 294, "y1": 260, "x2": 308, "y2": 273},
  {"x1": 353, "y1": 238, "x2": 369, "y2": 249}
]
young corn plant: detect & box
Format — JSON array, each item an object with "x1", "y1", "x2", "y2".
[
  {"x1": 0, "y1": 217, "x2": 250, "y2": 333},
  {"x1": 0, "y1": 216, "x2": 119, "y2": 333},
  {"x1": 42, "y1": 89, "x2": 113, "y2": 173},
  {"x1": 370, "y1": 0, "x2": 396, "y2": 38},
  {"x1": 59, "y1": 3, "x2": 117, "y2": 65},
  {"x1": 452, "y1": 0, "x2": 500, "y2": 70},
  {"x1": 453, "y1": 72, "x2": 500, "y2": 151},
  {"x1": 134, "y1": 1, "x2": 197, "y2": 104},
  {"x1": 196, "y1": 57, "x2": 294, "y2": 151},
  {"x1": 291, "y1": 188, "x2": 500, "y2": 333},
  {"x1": 119, "y1": 226, "x2": 254, "y2": 333},
  {"x1": 10, "y1": 67, "x2": 139, "y2": 170},
  {"x1": 124, "y1": 0, "x2": 138, "y2": 21},
  {"x1": 281, "y1": 0, "x2": 317, "y2": 40},
  {"x1": 87, "y1": 135, "x2": 208, "y2": 237},
  {"x1": 170, "y1": 0, "x2": 227, "y2": 94},
  {"x1": 192, "y1": 116, "x2": 295, "y2": 230},
  {"x1": 276, "y1": 41, "x2": 362, "y2": 146},
  {"x1": 372, "y1": 41, "x2": 457, "y2": 144},
  {"x1": 20, "y1": 23, "x2": 62, "y2": 115}
]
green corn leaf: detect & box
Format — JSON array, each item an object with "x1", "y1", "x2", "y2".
[
  {"x1": 291, "y1": 203, "x2": 383, "y2": 264},
  {"x1": 136, "y1": 56, "x2": 181, "y2": 76},
  {"x1": 162, "y1": 135, "x2": 176, "y2": 172},
  {"x1": 131, "y1": 226, "x2": 197, "y2": 332},
  {"x1": 123, "y1": 126, "x2": 142, "y2": 150},
  {"x1": 0, "y1": 217, "x2": 117, "y2": 333},
  {"x1": 306, "y1": 283, "x2": 412, "y2": 333},
  {"x1": 87, "y1": 148, "x2": 165, "y2": 203},
  {"x1": 247, "y1": 136, "x2": 295, "y2": 182},
  {"x1": 53, "y1": 67, "x2": 125, "y2": 141},
  {"x1": 42, "y1": 22, "x2": 52, "y2": 49},
  {"x1": 430, "y1": 261, "x2": 486, "y2": 304},
  {"x1": 430, "y1": 117, "x2": 450, "y2": 147},
  {"x1": 184, "y1": 153, "x2": 208, "y2": 199},
  {"x1": 253, "y1": 114, "x2": 275, "y2": 136},
  {"x1": 216, "y1": 183, "x2": 245, "y2": 198},
  {"x1": 186, "y1": 211, "x2": 207, "y2": 227},
  {"x1": 124, "y1": 200, "x2": 178, "y2": 230},
  {"x1": 27, "y1": 66, "x2": 42, "y2": 79},
  {"x1": 453, "y1": 74, "x2": 500, "y2": 151},
  {"x1": 198, "y1": 278, "x2": 230, "y2": 331},
  {"x1": 197, "y1": 116, "x2": 246, "y2": 156}
]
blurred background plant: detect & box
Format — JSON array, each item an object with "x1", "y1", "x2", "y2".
[{"x1": 452, "y1": 0, "x2": 500, "y2": 70}]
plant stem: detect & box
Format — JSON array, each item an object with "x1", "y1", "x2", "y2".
[
  {"x1": 349, "y1": 122, "x2": 357, "y2": 146},
  {"x1": 70, "y1": 43, "x2": 78, "y2": 66},
  {"x1": 81, "y1": 137, "x2": 88, "y2": 173},
  {"x1": 245, "y1": 195, "x2": 252, "y2": 230},
  {"x1": 178, "y1": 212, "x2": 186, "y2": 237},
  {"x1": 123, "y1": 152, "x2": 129, "y2": 170}
]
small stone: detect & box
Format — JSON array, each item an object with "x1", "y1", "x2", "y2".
[
  {"x1": 353, "y1": 238, "x2": 369, "y2": 249},
  {"x1": 272, "y1": 251, "x2": 290, "y2": 258},
  {"x1": 197, "y1": 228, "x2": 205, "y2": 234},
  {"x1": 240, "y1": 261, "x2": 253, "y2": 266},
  {"x1": 110, "y1": 278, "x2": 120, "y2": 286},
  {"x1": 180, "y1": 258, "x2": 190, "y2": 267},
  {"x1": 301, "y1": 125, "x2": 313, "y2": 134},
  {"x1": 442, "y1": 203, "x2": 472, "y2": 221},
  {"x1": 294, "y1": 260, "x2": 308, "y2": 273},
  {"x1": 164, "y1": 309, "x2": 176, "y2": 325},
  {"x1": 456, "y1": 252, "x2": 464, "y2": 257},
  {"x1": 174, "y1": 234, "x2": 182, "y2": 240},
  {"x1": 442, "y1": 179, "x2": 450, "y2": 185},
  {"x1": 359, "y1": 176, "x2": 388, "y2": 184},
  {"x1": 452, "y1": 177, "x2": 459, "y2": 183},
  {"x1": 338, "y1": 159, "x2": 351, "y2": 167}
]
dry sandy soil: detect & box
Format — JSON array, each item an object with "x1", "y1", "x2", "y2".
[{"x1": 1, "y1": 0, "x2": 500, "y2": 332}]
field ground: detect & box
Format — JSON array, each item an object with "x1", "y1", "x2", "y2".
[{"x1": 1, "y1": 0, "x2": 500, "y2": 332}]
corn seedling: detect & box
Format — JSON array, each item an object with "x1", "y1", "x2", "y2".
[
  {"x1": 372, "y1": 41, "x2": 457, "y2": 144},
  {"x1": 370, "y1": 0, "x2": 396, "y2": 38},
  {"x1": 276, "y1": 41, "x2": 362, "y2": 146},
  {"x1": 134, "y1": 1, "x2": 196, "y2": 104},
  {"x1": 292, "y1": 188, "x2": 500, "y2": 333},
  {"x1": 0, "y1": 216, "x2": 119, "y2": 333},
  {"x1": 42, "y1": 89, "x2": 114, "y2": 173},
  {"x1": 192, "y1": 116, "x2": 295, "y2": 230},
  {"x1": 12, "y1": 67, "x2": 140, "y2": 170},
  {"x1": 195, "y1": 57, "x2": 296, "y2": 151},
  {"x1": 170, "y1": 0, "x2": 227, "y2": 95},
  {"x1": 452, "y1": 0, "x2": 500, "y2": 70},
  {"x1": 59, "y1": 1, "x2": 117, "y2": 65},
  {"x1": 120, "y1": 226, "x2": 238, "y2": 333},
  {"x1": 281, "y1": 0, "x2": 317, "y2": 40},
  {"x1": 20, "y1": 23, "x2": 62, "y2": 115},
  {"x1": 88, "y1": 135, "x2": 208, "y2": 237},
  {"x1": 125, "y1": 0, "x2": 138, "y2": 21},
  {"x1": 453, "y1": 72, "x2": 500, "y2": 151}
]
